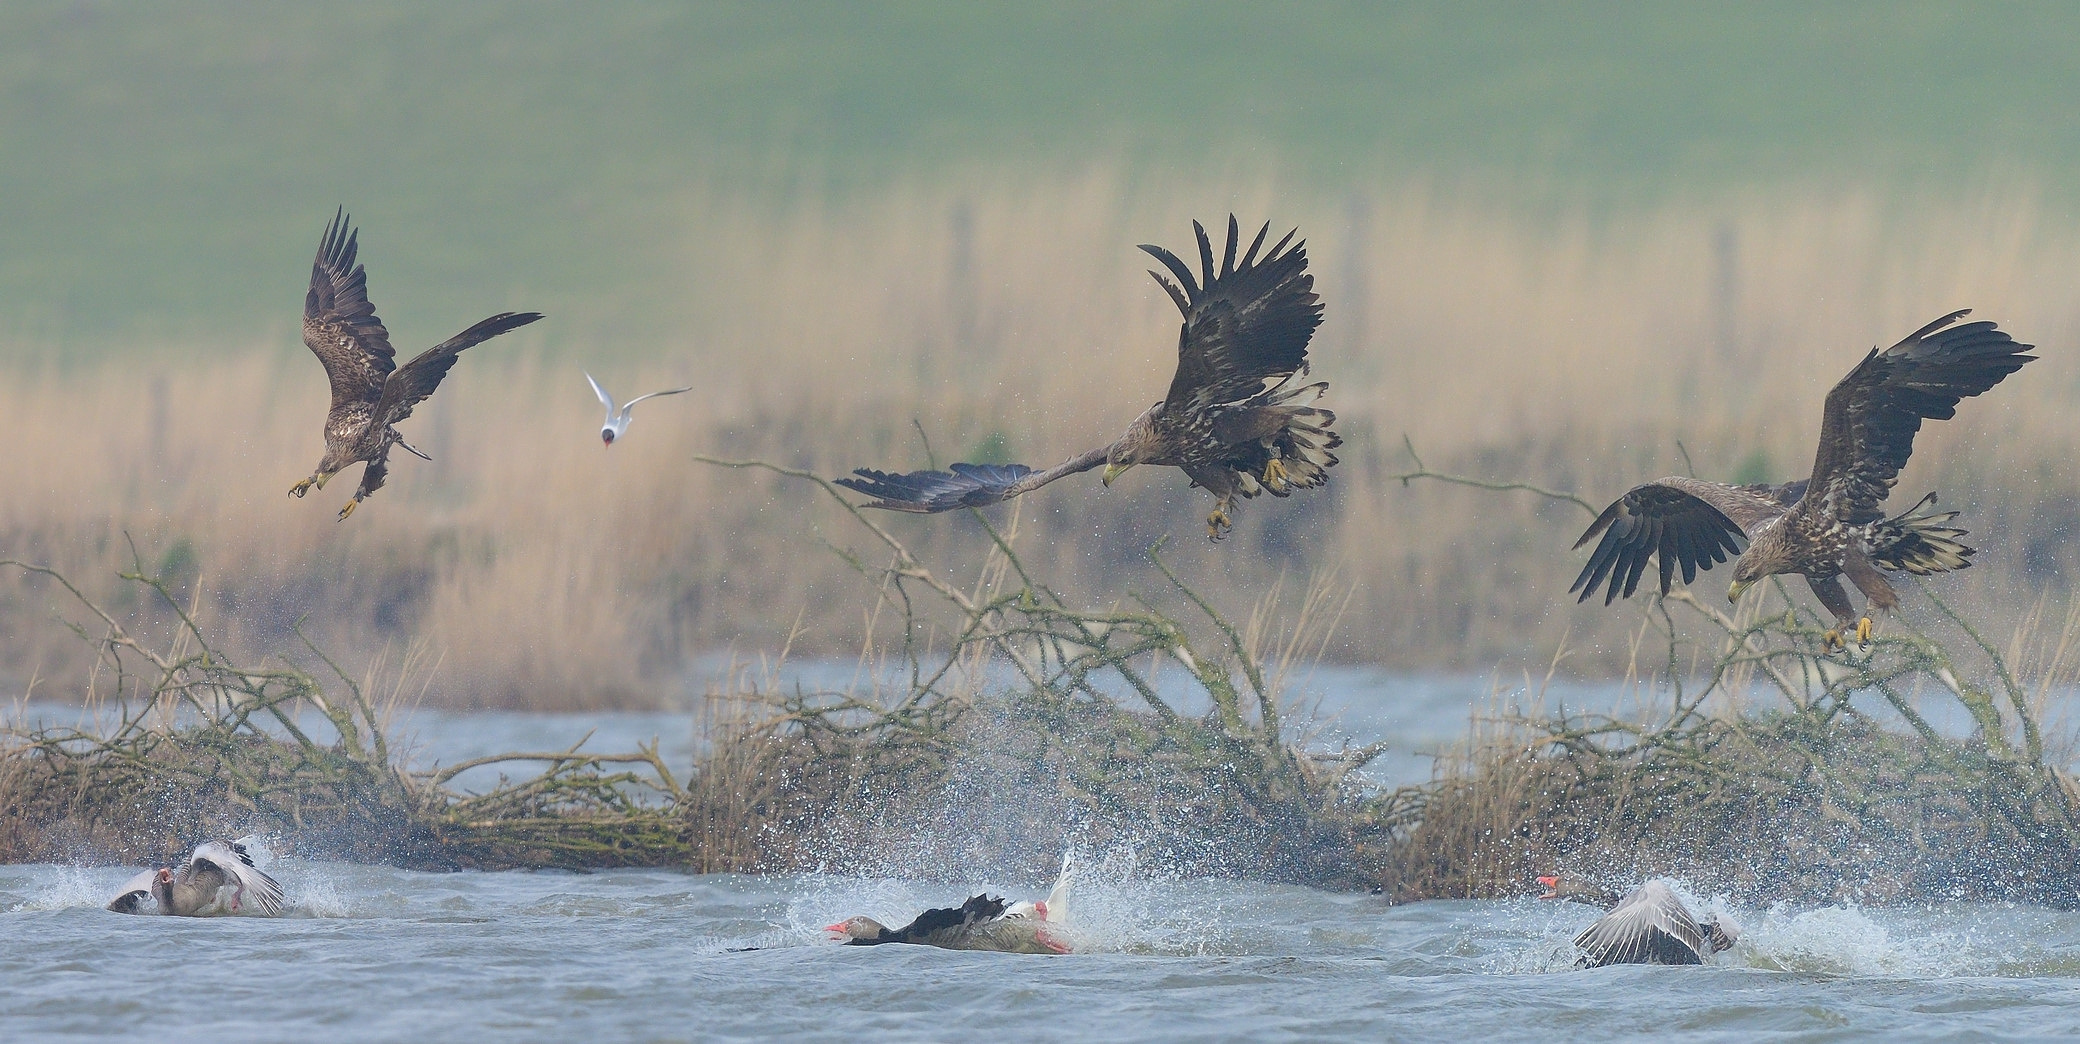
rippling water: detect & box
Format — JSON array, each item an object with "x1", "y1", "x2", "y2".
[
  {"x1": 9, "y1": 682, "x2": 2080, "y2": 1041},
  {"x1": 8, "y1": 857, "x2": 2080, "y2": 1042}
]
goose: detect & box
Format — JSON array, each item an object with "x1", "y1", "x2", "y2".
[
  {"x1": 107, "y1": 840, "x2": 286, "y2": 917},
  {"x1": 587, "y1": 372, "x2": 692, "y2": 447},
  {"x1": 826, "y1": 856, "x2": 1075, "y2": 954},
  {"x1": 1537, "y1": 874, "x2": 1737, "y2": 968}
]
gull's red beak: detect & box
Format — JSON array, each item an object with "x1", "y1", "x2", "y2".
[
  {"x1": 1535, "y1": 875, "x2": 1559, "y2": 899},
  {"x1": 157, "y1": 868, "x2": 174, "y2": 884}
]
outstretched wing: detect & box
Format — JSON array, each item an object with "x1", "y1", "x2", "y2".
[
  {"x1": 838, "y1": 447, "x2": 1109, "y2": 512},
  {"x1": 623, "y1": 387, "x2": 694, "y2": 409},
  {"x1": 105, "y1": 868, "x2": 158, "y2": 913},
  {"x1": 1572, "y1": 882, "x2": 1709, "y2": 967},
  {"x1": 1571, "y1": 477, "x2": 1790, "y2": 605},
  {"x1": 303, "y1": 208, "x2": 396, "y2": 411},
  {"x1": 586, "y1": 371, "x2": 615, "y2": 412},
  {"x1": 188, "y1": 840, "x2": 286, "y2": 917},
  {"x1": 374, "y1": 312, "x2": 544, "y2": 427},
  {"x1": 1809, "y1": 310, "x2": 2035, "y2": 524},
  {"x1": 1142, "y1": 215, "x2": 1323, "y2": 417}
]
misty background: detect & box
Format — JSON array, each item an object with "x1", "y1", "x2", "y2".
[{"x1": 4, "y1": 2, "x2": 2080, "y2": 707}]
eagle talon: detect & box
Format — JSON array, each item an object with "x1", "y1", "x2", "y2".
[
  {"x1": 1856, "y1": 617, "x2": 1873, "y2": 646},
  {"x1": 337, "y1": 500, "x2": 358, "y2": 522},
  {"x1": 288, "y1": 479, "x2": 313, "y2": 499},
  {"x1": 1262, "y1": 458, "x2": 1290, "y2": 490},
  {"x1": 1206, "y1": 508, "x2": 1233, "y2": 542},
  {"x1": 1822, "y1": 629, "x2": 1844, "y2": 652}
]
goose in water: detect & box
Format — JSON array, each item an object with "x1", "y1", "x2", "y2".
[
  {"x1": 107, "y1": 840, "x2": 286, "y2": 917},
  {"x1": 587, "y1": 372, "x2": 692, "y2": 447},
  {"x1": 1537, "y1": 874, "x2": 1737, "y2": 968},
  {"x1": 826, "y1": 856, "x2": 1074, "y2": 954}
]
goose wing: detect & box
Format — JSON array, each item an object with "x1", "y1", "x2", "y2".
[
  {"x1": 186, "y1": 840, "x2": 286, "y2": 916},
  {"x1": 1572, "y1": 881, "x2": 1707, "y2": 967},
  {"x1": 106, "y1": 869, "x2": 159, "y2": 913}
]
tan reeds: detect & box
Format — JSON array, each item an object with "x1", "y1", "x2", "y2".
[{"x1": 3, "y1": 170, "x2": 2077, "y2": 708}]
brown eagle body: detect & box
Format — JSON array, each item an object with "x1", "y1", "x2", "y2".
[
  {"x1": 838, "y1": 215, "x2": 1339, "y2": 540},
  {"x1": 289, "y1": 209, "x2": 543, "y2": 519},
  {"x1": 1572, "y1": 310, "x2": 2034, "y2": 646}
]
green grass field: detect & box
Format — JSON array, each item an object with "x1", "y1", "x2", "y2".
[{"x1": 4, "y1": 1, "x2": 2079, "y2": 351}]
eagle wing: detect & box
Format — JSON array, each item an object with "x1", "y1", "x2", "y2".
[
  {"x1": 1808, "y1": 310, "x2": 2034, "y2": 525},
  {"x1": 1143, "y1": 215, "x2": 1323, "y2": 419},
  {"x1": 1572, "y1": 881, "x2": 1708, "y2": 967},
  {"x1": 303, "y1": 208, "x2": 396, "y2": 411},
  {"x1": 837, "y1": 447, "x2": 1109, "y2": 513},
  {"x1": 372, "y1": 312, "x2": 544, "y2": 428},
  {"x1": 1571, "y1": 477, "x2": 1790, "y2": 605}
]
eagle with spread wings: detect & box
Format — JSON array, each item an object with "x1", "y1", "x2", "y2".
[
  {"x1": 289, "y1": 209, "x2": 543, "y2": 519},
  {"x1": 1571, "y1": 310, "x2": 2035, "y2": 647},
  {"x1": 837, "y1": 216, "x2": 1339, "y2": 540}
]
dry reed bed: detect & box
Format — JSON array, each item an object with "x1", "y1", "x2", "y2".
[
  {"x1": 7, "y1": 475, "x2": 2077, "y2": 899},
  {"x1": 1374, "y1": 582, "x2": 2080, "y2": 906},
  {"x1": 5, "y1": 170, "x2": 2080, "y2": 707}
]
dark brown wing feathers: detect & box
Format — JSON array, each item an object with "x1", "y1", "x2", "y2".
[
  {"x1": 372, "y1": 311, "x2": 543, "y2": 427},
  {"x1": 835, "y1": 448, "x2": 1110, "y2": 513},
  {"x1": 303, "y1": 208, "x2": 397, "y2": 411},
  {"x1": 1142, "y1": 217, "x2": 1321, "y2": 413},
  {"x1": 1809, "y1": 310, "x2": 2035, "y2": 524},
  {"x1": 1571, "y1": 479, "x2": 1778, "y2": 605}
]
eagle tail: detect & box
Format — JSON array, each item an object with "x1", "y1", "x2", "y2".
[
  {"x1": 1869, "y1": 492, "x2": 1975, "y2": 575},
  {"x1": 1258, "y1": 370, "x2": 1340, "y2": 494}
]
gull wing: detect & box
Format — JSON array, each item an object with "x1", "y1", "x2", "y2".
[
  {"x1": 621, "y1": 386, "x2": 694, "y2": 411},
  {"x1": 586, "y1": 371, "x2": 616, "y2": 413}
]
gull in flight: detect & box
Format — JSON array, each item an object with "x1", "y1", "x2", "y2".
[{"x1": 587, "y1": 372, "x2": 693, "y2": 447}]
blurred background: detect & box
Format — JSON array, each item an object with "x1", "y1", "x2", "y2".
[{"x1": 4, "y1": 1, "x2": 2080, "y2": 707}]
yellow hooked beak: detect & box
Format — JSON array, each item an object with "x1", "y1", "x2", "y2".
[
  {"x1": 1101, "y1": 463, "x2": 1132, "y2": 487},
  {"x1": 314, "y1": 470, "x2": 334, "y2": 490},
  {"x1": 1726, "y1": 578, "x2": 1753, "y2": 604}
]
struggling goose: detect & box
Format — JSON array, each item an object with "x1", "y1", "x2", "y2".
[
  {"x1": 1537, "y1": 874, "x2": 1737, "y2": 968},
  {"x1": 826, "y1": 858, "x2": 1074, "y2": 954},
  {"x1": 107, "y1": 840, "x2": 286, "y2": 917}
]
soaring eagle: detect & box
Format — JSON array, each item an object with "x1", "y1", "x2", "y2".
[
  {"x1": 837, "y1": 216, "x2": 1339, "y2": 540},
  {"x1": 1571, "y1": 310, "x2": 2034, "y2": 647},
  {"x1": 289, "y1": 210, "x2": 543, "y2": 519}
]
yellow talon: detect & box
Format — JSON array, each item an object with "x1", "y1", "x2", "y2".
[
  {"x1": 1822, "y1": 629, "x2": 1844, "y2": 652},
  {"x1": 1206, "y1": 508, "x2": 1233, "y2": 541},
  {"x1": 288, "y1": 479, "x2": 313, "y2": 499},
  {"x1": 337, "y1": 500, "x2": 358, "y2": 521},
  {"x1": 1263, "y1": 458, "x2": 1290, "y2": 490},
  {"x1": 1856, "y1": 617, "x2": 1873, "y2": 645}
]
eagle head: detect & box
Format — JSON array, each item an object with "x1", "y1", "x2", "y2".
[{"x1": 1104, "y1": 405, "x2": 1163, "y2": 486}]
